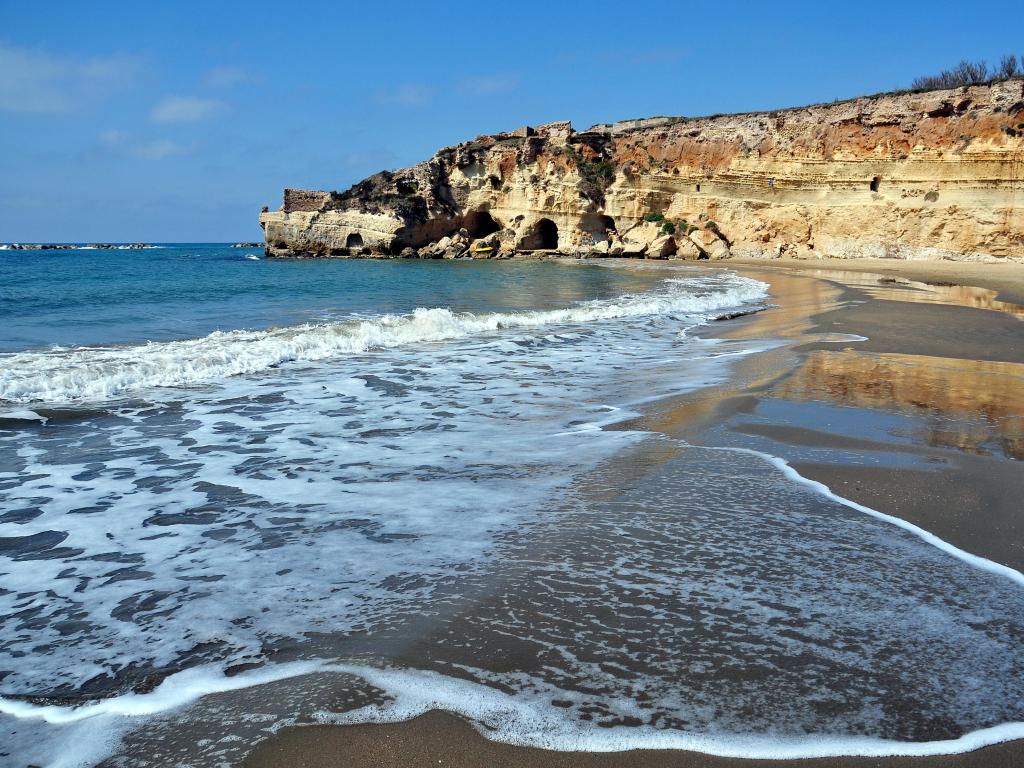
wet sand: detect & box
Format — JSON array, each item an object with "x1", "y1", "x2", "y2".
[
  {"x1": 245, "y1": 259, "x2": 1024, "y2": 768},
  {"x1": 248, "y1": 710, "x2": 1024, "y2": 768},
  {"x1": 728, "y1": 257, "x2": 1024, "y2": 306}
]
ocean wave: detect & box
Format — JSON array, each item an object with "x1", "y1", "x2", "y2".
[{"x1": 0, "y1": 274, "x2": 768, "y2": 403}]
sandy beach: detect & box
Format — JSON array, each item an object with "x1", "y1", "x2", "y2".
[{"x1": 243, "y1": 259, "x2": 1024, "y2": 768}]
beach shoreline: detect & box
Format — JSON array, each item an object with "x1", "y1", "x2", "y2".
[{"x1": 241, "y1": 258, "x2": 1024, "y2": 768}]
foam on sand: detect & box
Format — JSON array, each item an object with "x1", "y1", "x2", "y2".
[
  {"x1": 4, "y1": 447, "x2": 1024, "y2": 764},
  {"x1": 708, "y1": 444, "x2": 1024, "y2": 589},
  {"x1": 316, "y1": 663, "x2": 1024, "y2": 759}
]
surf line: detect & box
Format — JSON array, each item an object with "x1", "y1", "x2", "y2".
[
  {"x1": 693, "y1": 441, "x2": 1024, "y2": 589},
  {"x1": 0, "y1": 661, "x2": 330, "y2": 723},
  {"x1": 5, "y1": 659, "x2": 1024, "y2": 760}
]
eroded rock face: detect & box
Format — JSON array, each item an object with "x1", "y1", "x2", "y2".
[{"x1": 260, "y1": 81, "x2": 1024, "y2": 262}]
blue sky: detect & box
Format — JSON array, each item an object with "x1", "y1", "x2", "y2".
[{"x1": 2, "y1": 0, "x2": 1022, "y2": 242}]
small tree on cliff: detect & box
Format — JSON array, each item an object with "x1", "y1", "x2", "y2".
[{"x1": 911, "y1": 55, "x2": 1021, "y2": 91}]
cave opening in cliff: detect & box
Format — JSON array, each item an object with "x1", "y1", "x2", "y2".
[
  {"x1": 579, "y1": 214, "x2": 617, "y2": 244},
  {"x1": 870, "y1": 176, "x2": 881, "y2": 192},
  {"x1": 464, "y1": 210, "x2": 501, "y2": 239},
  {"x1": 520, "y1": 218, "x2": 559, "y2": 250},
  {"x1": 346, "y1": 233, "x2": 364, "y2": 249}
]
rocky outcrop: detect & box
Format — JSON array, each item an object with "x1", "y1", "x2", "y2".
[{"x1": 260, "y1": 80, "x2": 1024, "y2": 262}]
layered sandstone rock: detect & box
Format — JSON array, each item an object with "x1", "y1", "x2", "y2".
[{"x1": 260, "y1": 80, "x2": 1024, "y2": 262}]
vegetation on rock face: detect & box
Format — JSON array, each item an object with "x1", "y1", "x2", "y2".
[
  {"x1": 642, "y1": 214, "x2": 700, "y2": 236},
  {"x1": 911, "y1": 55, "x2": 1021, "y2": 90},
  {"x1": 565, "y1": 146, "x2": 616, "y2": 201},
  {"x1": 396, "y1": 179, "x2": 419, "y2": 196}
]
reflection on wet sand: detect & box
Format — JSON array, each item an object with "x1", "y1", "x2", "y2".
[
  {"x1": 795, "y1": 269, "x2": 1024, "y2": 320},
  {"x1": 775, "y1": 350, "x2": 1024, "y2": 460}
]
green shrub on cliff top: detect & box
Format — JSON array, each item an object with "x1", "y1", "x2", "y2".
[{"x1": 644, "y1": 212, "x2": 665, "y2": 223}]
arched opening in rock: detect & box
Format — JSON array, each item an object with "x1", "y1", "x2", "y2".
[
  {"x1": 696, "y1": 183, "x2": 701, "y2": 192},
  {"x1": 346, "y1": 233, "x2": 364, "y2": 249},
  {"x1": 870, "y1": 176, "x2": 881, "y2": 192},
  {"x1": 463, "y1": 210, "x2": 501, "y2": 239},
  {"x1": 520, "y1": 218, "x2": 559, "y2": 250},
  {"x1": 578, "y1": 214, "x2": 617, "y2": 245}
]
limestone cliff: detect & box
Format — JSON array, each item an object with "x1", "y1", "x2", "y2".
[{"x1": 260, "y1": 80, "x2": 1024, "y2": 262}]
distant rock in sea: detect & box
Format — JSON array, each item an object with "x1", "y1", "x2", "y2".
[{"x1": 0, "y1": 243, "x2": 158, "y2": 250}]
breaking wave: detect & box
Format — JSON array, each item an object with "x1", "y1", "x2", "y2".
[{"x1": 0, "y1": 274, "x2": 768, "y2": 403}]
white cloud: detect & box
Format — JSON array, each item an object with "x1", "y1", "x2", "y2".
[
  {"x1": 375, "y1": 74, "x2": 519, "y2": 107},
  {"x1": 203, "y1": 66, "x2": 251, "y2": 88},
  {"x1": 99, "y1": 128, "x2": 130, "y2": 146},
  {"x1": 457, "y1": 73, "x2": 521, "y2": 96},
  {"x1": 150, "y1": 96, "x2": 224, "y2": 123},
  {"x1": 96, "y1": 130, "x2": 190, "y2": 159},
  {"x1": 375, "y1": 83, "x2": 434, "y2": 106},
  {"x1": 0, "y1": 41, "x2": 140, "y2": 114},
  {"x1": 130, "y1": 139, "x2": 189, "y2": 159}
]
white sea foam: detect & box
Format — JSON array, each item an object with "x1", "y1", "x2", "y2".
[
  {"x1": 4, "y1": 439, "x2": 1024, "y2": 763},
  {"x1": 0, "y1": 274, "x2": 768, "y2": 403},
  {"x1": 0, "y1": 662, "x2": 332, "y2": 768},
  {"x1": 0, "y1": 661, "x2": 328, "y2": 724},
  {"x1": 705, "y1": 444, "x2": 1024, "y2": 589},
  {"x1": 315, "y1": 664, "x2": 1024, "y2": 759},
  {"x1": 0, "y1": 271, "x2": 770, "y2": 697},
  {"x1": 817, "y1": 332, "x2": 868, "y2": 342},
  {"x1": 4, "y1": 267, "x2": 1023, "y2": 766},
  {"x1": 7, "y1": 660, "x2": 1024, "y2": 762}
]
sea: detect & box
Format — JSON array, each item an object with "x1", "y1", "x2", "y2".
[{"x1": 1, "y1": 244, "x2": 1022, "y2": 767}]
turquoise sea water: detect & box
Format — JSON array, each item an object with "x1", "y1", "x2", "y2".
[{"x1": 0, "y1": 244, "x2": 661, "y2": 352}]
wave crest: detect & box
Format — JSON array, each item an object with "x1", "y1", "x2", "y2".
[{"x1": 0, "y1": 274, "x2": 767, "y2": 403}]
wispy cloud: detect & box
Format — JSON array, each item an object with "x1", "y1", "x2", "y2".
[
  {"x1": 130, "y1": 139, "x2": 189, "y2": 159},
  {"x1": 150, "y1": 96, "x2": 224, "y2": 123},
  {"x1": 96, "y1": 129, "x2": 191, "y2": 159},
  {"x1": 457, "y1": 73, "x2": 521, "y2": 96},
  {"x1": 0, "y1": 41, "x2": 140, "y2": 114},
  {"x1": 99, "y1": 128, "x2": 131, "y2": 147},
  {"x1": 203, "y1": 66, "x2": 252, "y2": 88},
  {"x1": 375, "y1": 74, "x2": 518, "y2": 107},
  {"x1": 375, "y1": 83, "x2": 434, "y2": 107}
]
